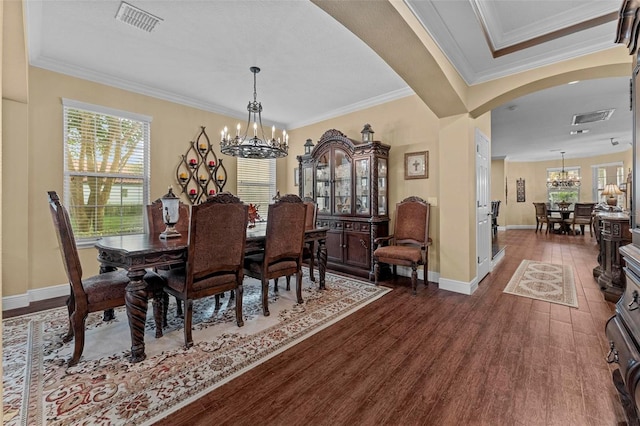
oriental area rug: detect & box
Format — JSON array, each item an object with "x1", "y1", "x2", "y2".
[
  {"x1": 503, "y1": 259, "x2": 578, "y2": 308},
  {"x1": 3, "y1": 270, "x2": 390, "y2": 425}
]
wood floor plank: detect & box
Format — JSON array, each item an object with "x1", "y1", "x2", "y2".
[{"x1": 10, "y1": 230, "x2": 632, "y2": 425}]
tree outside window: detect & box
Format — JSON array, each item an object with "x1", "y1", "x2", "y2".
[{"x1": 63, "y1": 99, "x2": 150, "y2": 240}]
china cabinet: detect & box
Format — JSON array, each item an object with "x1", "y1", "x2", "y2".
[{"x1": 297, "y1": 127, "x2": 390, "y2": 280}]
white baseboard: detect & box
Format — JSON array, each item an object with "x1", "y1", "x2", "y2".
[
  {"x1": 506, "y1": 225, "x2": 537, "y2": 230},
  {"x1": 393, "y1": 266, "x2": 439, "y2": 284},
  {"x1": 439, "y1": 276, "x2": 479, "y2": 295},
  {"x1": 3, "y1": 283, "x2": 69, "y2": 311},
  {"x1": 492, "y1": 247, "x2": 506, "y2": 268}
]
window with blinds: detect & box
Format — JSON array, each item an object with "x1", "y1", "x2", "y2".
[
  {"x1": 236, "y1": 157, "x2": 276, "y2": 221},
  {"x1": 62, "y1": 99, "x2": 151, "y2": 241}
]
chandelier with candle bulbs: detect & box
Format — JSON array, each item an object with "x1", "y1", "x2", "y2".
[
  {"x1": 547, "y1": 151, "x2": 581, "y2": 188},
  {"x1": 220, "y1": 67, "x2": 288, "y2": 159}
]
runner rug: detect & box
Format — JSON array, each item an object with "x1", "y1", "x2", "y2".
[
  {"x1": 503, "y1": 259, "x2": 578, "y2": 308},
  {"x1": 3, "y1": 270, "x2": 390, "y2": 425}
]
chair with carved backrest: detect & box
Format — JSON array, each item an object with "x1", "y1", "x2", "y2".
[
  {"x1": 491, "y1": 200, "x2": 501, "y2": 238},
  {"x1": 147, "y1": 197, "x2": 191, "y2": 317},
  {"x1": 244, "y1": 194, "x2": 307, "y2": 316},
  {"x1": 302, "y1": 199, "x2": 318, "y2": 282},
  {"x1": 47, "y1": 191, "x2": 164, "y2": 366},
  {"x1": 373, "y1": 196, "x2": 431, "y2": 295},
  {"x1": 533, "y1": 202, "x2": 548, "y2": 233},
  {"x1": 159, "y1": 192, "x2": 247, "y2": 347},
  {"x1": 567, "y1": 202, "x2": 596, "y2": 236},
  {"x1": 544, "y1": 203, "x2": 565, "y2": 234}
]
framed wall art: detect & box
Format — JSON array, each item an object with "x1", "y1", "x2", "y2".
[{"x1": 404, "y1": 151, "x2": 428, "y2": 180}]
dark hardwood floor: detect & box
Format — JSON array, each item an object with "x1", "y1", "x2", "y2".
[{"x1": 5, "y1": 230, "x2": 626, "y2": 425}]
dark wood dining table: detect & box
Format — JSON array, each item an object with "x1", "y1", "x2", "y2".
[
  {"x1": 94, "y1": 222, "x2": 328, "y2": 363},
  {"x1": 548, "y1": 208, "x2": 573, "y2": 234}
]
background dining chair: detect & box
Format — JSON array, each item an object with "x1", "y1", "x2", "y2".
[
  {"x1": 568, "y1": 202, "x2": 596, "y2": 236},
  {"x1": 159, "y1": 192, "x2": 247, "y2": 348},
  {"x1": 244, "y1": 194, "x2": 307, "y2": 316},
  {"x1": 544, "y1": 203, "x2": 564, "y2": 234},
  {"x1": 147, "y1": 198, "x2": 191, "y2": 317},
  {"x1": 533, "y1": 202, "x2": 548, "y2": 233},
  {"x1": 491, "y1": 200, "x2": 501, "y2": 238},
  {"x1": 373, "y1": 196, "x2": 431, "y2": 295},
  {"x1": 47, "y1": 191, "x2": 164, "y2": 366}
]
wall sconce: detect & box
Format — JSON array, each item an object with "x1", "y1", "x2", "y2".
[{"x1": 160, "y1": 186, "x2": 181, "y2": 239}]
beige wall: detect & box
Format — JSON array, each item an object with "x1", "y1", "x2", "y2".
[
  {"x1": 9, "y1": 67, "x2": 249, "y2": 296},
  {"x1": 285, "y1": 94, "x2": 442, "y2": 273},
  {"x1": 492, "y1": 150, "x2": 632, "y2": 228}
]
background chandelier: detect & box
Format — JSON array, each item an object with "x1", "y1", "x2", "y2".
[
  {"x1": 547, "y1": 151, "x2": 580, "y2": 188},
  {"x1": 220, "y1": 66, "x2": 288, "y2": 159}
]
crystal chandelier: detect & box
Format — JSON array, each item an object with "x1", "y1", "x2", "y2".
[
  {"x1": 220, "y1": 67, "x2": 288, "y2": 159},
  {"x1": 547, "y1": 151, "x2": 581, "y2": 188}
]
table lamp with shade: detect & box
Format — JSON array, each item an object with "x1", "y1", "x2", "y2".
[
  {"x1": 601, "y1": 183, "x2": 623, "y2": 207},
  {"x1": 160, "y1": 186, "x2": 181, "y2": 239}
]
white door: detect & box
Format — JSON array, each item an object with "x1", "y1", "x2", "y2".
[{"x1": 476, "y1": 128, "x2": 492, "y2": 282}]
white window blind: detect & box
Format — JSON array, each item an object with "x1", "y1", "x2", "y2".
[
  {"x1": 236, "y1": 158, "x2": 276, "y2": 220},
  {"x1": 62, "y1": 99, "x2": 151, "y2": 240}
]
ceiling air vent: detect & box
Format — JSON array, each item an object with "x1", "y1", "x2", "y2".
[
  {"x1": 115, "y1": 2, "x2": 163, "y2": 33},
  {"x1": 571, "y1": 109, "x2": 615, "y2": 125}
]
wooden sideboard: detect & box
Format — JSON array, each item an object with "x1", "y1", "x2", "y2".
[{"x1": 593, "y1": 212, "x2": 632, "y2": 302}]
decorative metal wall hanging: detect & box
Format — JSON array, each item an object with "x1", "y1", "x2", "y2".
[
  {"x1": 175, "y1": 126, "x2": 227, "y2": 205},
  {"x1": 516, "y1": 178, "x2": 526, "y2": 202}
]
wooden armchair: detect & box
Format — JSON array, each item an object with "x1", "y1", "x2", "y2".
[
  {"x1": 159, "y1": 192, "x2": 248, "y2": 348},
  {"x1": 244, "y1": 194, "x2": 307, "y2": 316},
  {"x1": 491, "y1": 200, "x2": 501, "y2": 238},
  {"x1": 568, "y1": 202, "x2": 596, "y2": 236},
  {"x1": 544, "y1": 203, "x2": 564, "y2": 234},
  {"x1": 47, "y1": 191, "x2": 164, "y2": 366},
  {"x1": 373, "y1": 196, "x2": 431, "y2": 294},
  {"x1": 533, "y1": 202, "x2": 548, "y2": 233}
]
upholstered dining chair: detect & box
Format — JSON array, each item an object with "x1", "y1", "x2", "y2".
[
  {"x1": 302, "y1": 199, "x2": 318, "y2": 283},
  {"x1": 158, "y1": 192, "x2": 247, "y2": 348},
  {"x1": 244, "y1": 194, "x2": 307, "y2": 316},
  {"x1": 533, "y1": 202, "x2": 548, "y2": 233},
  {"x1": 567, "y1": 202, "x2": 596, "y2": 236},
  {"x1": 373, "y1": 196, "x2": 431, "y2": 295},
  {"x1": 47, "y1": 191, "x2": 164, "y2": 366},
  {"x1": 544, "y1": 203, "x2": 565, "y2": 234},
  {"x1": 147, "y1": 198, "x2": 191, "y2": 317}
]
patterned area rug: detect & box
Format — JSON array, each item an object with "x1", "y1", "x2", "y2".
[
  {"x1": 503, "y1": 260, "x2": 578, "y2": 308},
  {"x1": 3, "y1": 270, "x2": 390, "y2": 425}
]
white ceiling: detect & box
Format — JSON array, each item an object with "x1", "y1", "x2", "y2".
[{"x1": 23, "y1": 0, "x2": 631, "y2": 161}]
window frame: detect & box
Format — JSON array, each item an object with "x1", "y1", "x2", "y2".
[
  {"x1": 62, "y1": 99, "x2": 151, "y2": 245},
  {"x1": 236, "y1": 157, "x2": 277, "y2": 220},
  {"x1": 546, "y1": 165, "x2": 581, "y2": 206}
]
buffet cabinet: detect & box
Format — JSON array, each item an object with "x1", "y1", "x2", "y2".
[
  {"x1": 607, "y1": 242, "x2": 640, "y2": 425},
  {"x1": 297, "y1": 128, "x2": 390, "y2": 280},
  {"x1": 593, "y1": 212, "x2": 632, "y2": 303}
]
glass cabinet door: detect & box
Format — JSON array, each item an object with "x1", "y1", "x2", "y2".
[
  {"x1": 302, "y1": 165, "x2": 314, "y2": 199},
  {"x1": 355, "y1": 158, "x2": 370, "y2": 215},
  {"x1": 333, "y1": 148, "x2": 352, "y2": 214},
  {"x1": 316, "y1": 153, "x2": 330, "y2": 214},
  {"x1": 378, "y1": 158, "x2": 387, "y2": 215}
]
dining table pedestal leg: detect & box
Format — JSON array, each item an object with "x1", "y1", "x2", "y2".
[{"x1": 125, "y1": 269, "x2": 149, "y2": 363}]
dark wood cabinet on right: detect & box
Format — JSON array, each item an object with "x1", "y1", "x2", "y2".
[{"x1": 297, "y1": 127, "x2": 390, "y2": 280}]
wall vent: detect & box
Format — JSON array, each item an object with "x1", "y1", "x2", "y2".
[
  {"x1": 115, "y1": 2, "x2": 163, "y2": 33},
  {"x1": 571, "y1": 109, "x2": 615, "y2": 125}
]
